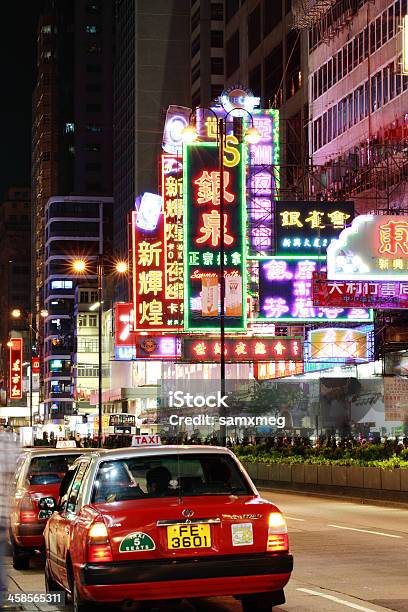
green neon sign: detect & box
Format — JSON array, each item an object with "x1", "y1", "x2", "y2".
[{"x1": 183, "y1": 142, "x2": 247, "y2": 332}]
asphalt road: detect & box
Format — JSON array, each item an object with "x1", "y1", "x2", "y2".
[{"x1": 6, "y1": 491, "x2": 408, "y2": 612}]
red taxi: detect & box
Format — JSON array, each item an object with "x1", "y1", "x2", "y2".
[
  {"x1": 43, "y1": 445, "x2": 293, "y2": 611},
  {"x1": 9, "y1": 446, "x2": 91, "y2": 569}
]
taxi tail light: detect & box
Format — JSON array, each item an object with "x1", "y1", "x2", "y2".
[
  {"x1": 87, "y1": 521, "x2": 113, "y2": 563},
  {"x1": 19, "y1": 495, "x2": 38, "y2": 523},
  {"x1": 267, "y1": 512, "x2": 289, "y2": 553}
]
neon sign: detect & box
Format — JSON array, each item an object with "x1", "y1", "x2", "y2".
[
  {"x1": 275, "y1": 201, "x2": 354, "y2": 255},
  {"x1": 162, "y1": 105, "x2": 191, "y2": 154},
  {"x1": 218, "y1": 85, "x2": 260, "y2": 114},
  {"x1": 313, "y1": 272, "x2": 408, "y2": 309},
  {"x1": 183, "y1": 336, "x2": 303, "y2": 363},
  {"x1": 254, "y1": 360, "x2": 304, "y2": 380},
  {"x1": 327, "y1": 215, "x2": 408, "y2": 280},
  {"x1": 257, "y1": 257, "x2": 372, "y2": 323},
  {"x1": 183, "y1": 142, "x2": 246, "y2": 331},
  {"x1": 132, "y1": 155, "x2": 183, "y2": 331},
  {"x1": 9, "y1": 338, "x2": 23, "y2": 400},
  {"x1": 307, "y1": 328, "x2": 370, "y2": 363},
  {"x1": 135, "y1": 192, "x2": 162, "y2": 231}
]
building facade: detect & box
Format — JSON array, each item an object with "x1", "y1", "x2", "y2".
[
  {"x1": 32, "y1": 0, "x2": 113, "y2": 325},
  {"x1": 308, "y1": 0, "x2": 408, "y2": 212},
  {"x1": 43, "y1": 195, "x2": 112, "y2": 420},
  {"x1": 113, "y1": 0, "x2": 191, "y2": 295}
]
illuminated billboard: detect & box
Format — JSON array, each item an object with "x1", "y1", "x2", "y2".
[
  {"x1": 254, "y1": 360, "x2": 304, "y2": 380},
  {"x1": 313, "y1": 271, "x2": 408, "y2": 309},
  {"x1": 327, "y1": 215, "x2": 408, "y2": 280},
  {"x1": 275, "y1": 201, "x2": 354, "y2": 256},
  {"x1": 9, "y1": 338, "x2": 23, "y2": 400},
  {"x1": 307, "y1": 328, "x2": 370, "y2": 363},
  {"x1": 183, "y1": 142, "x2": 246, "y2": 331},
  {"x1": 183, "y1": 336, "x2": 303, "y2": 362},
  {"x1": 257, "y1": 257, "x2": 372, "y2": 323}
]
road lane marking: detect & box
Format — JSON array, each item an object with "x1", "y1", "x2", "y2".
[
  {"x1": 285, "y1": 516, "x2": 305, "y2": 521},
  {"x1": 328, "y1": 524, "x2": 402, "y2": 538},
  {"x1": 297, "y1": 588, "x2": 378, "y2": 611}
]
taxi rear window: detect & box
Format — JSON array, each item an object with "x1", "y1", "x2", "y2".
[
  {"x1": 28, "y1": 454, "x2": 80, "y2": 484},
  {"x1": 92, "y1": 454, "x2": 252, "y2": 503}
]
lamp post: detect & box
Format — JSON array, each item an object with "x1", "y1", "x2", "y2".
[
  {"x1": 10, "y1": 308, "x2": 48, "y2": 427},
  {"x1": 71, "y1": 257, "x2": 128, "y2": 448},
  {"x1": 183, "y1": 107, "x2": 260, "y2": 446}
]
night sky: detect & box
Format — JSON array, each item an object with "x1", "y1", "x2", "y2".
[{"x1": 0, "y1": 5, "x2": 44, "y2": 200}]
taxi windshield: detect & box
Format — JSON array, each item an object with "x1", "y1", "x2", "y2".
[
  {"x1": 28, "y1": 454, "x2": 80, "y2": 485},
  {"x1": 92, "y1": 454, "x2": 252, "y2": 503}
]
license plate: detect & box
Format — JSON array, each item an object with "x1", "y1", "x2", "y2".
[{"x1": 167, "y1": 523, "x2": 211, "y2": 549}]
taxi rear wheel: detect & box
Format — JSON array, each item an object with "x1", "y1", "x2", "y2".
[
  {"x1": 11, "y1": 540, "x2": 30, "y2": 570},
  {"x1": 241, "y1": 593, "x2": 278, "y2": 612}
]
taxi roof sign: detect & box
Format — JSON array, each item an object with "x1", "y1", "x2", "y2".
[
  {"x1": 55, "y1": 440, "x2": 78, "y2": 449},
  {"x1": 131, "y1": 434, "x2": 161, "y2": 447}
]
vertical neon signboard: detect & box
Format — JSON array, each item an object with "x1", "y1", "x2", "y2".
[
  {"x1": 183, "y1": 142, "x2": 247, "y2": 331},
  {"x1": 9, "y1": 338, "x2": 23, "y2": 400}
]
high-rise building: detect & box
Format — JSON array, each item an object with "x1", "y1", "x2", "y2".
[
  {"x1": 32, "y1": 0, "x2": 113, "y2": 322},
  {"x1": 307, "y1": 0, "x2": 408, "y2": 212},
  {"x1": 43, "y1": 195, "x2": 112, "y2": 420},
  {"x1": 113, "y1": 0, "x2": 191, "y2": 293},
  {"x1": 190, "y1": 0, "x2": 225, "y2": 107},
  {"x1": 223, "y1": 0, "x2": 309, "y2": 198},
  {"x1": 0, "y1": 188, "x2": 31, "y2": 403}
]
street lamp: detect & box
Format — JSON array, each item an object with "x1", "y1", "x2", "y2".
[
  {"x1": 10, "y1": 308, "x2": 48, "y2": 427},
  {"x1": 183, "y1": 107, "x2": 260, "y2": 446},
  {"x1": 71, "y1": 257, "x2": 128, "y2": 447}
]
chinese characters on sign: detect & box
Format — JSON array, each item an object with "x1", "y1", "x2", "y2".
[
  {"x1": 327, "y1": 215, "x2": 408, "y2": 280},
  {"x1": 257, "y1": 258, "x2": 372, "y2": 323},
  {"x1": 312, "y1": 272, "x2": 408, "y2": 309},
  {"x1": 307, "y1": 328, "x2": 370, "y2": 362},
  {"x1": 254, "y1": 360, "x2": 304, "y2": 380},
  {"x1": 275, "y1": 201, "x2": 354, "y2": 255},
  {"x1": 114, "y1": 303, "x2": 180, "y2": 360},
  {"x1": 9, "y1": 338, "x2": 23, "y2": 400},
  {"x1": 183, "y1": 142, "x2": 246, "y2": 331},
  {"x1": 132, "y1": 157, "x2": 183, "y2": 331},
  {"x1": 183, "y1": 336, "x2": 303, "y2": 362},
  {"x1": 31, "y1": 357, "x2": 40, "y2": 374}
]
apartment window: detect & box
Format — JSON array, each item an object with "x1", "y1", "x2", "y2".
[
  {"x1": 86, "y1": 162, "x2": 102, "y2": 171},
  {"x1": 327, "y1": 59, "x2": 333, "y2": 89},
  {"x1": 210, "y1": 84, "x2": 223, "y2": 101},
  {"x1": 348, "y1": 94, "x2": 353, "y2": 128},
  {"x1": 86, "y1": 124, "x2": 102, "y2": 132},
  {"x1": 80, "y1": 291, "x2": 89, "y2": 303},
  {"x1": 322, "y1": 63, "x2": 327, "y2": 92},
  {"x1": 51, "y1": 280, "x2": 73, "y2": 290},
  {"x1": 86, "y1": 2, "x2": 101, "y2": 13},
  {"x1": 86, "y1": 64, "x2": 102, "y2": 73},
  {"x1": 371, "y1": 75, "x2": 377, "y2": 112},
  {"x1": 226, "y1": 30, "x2": 239, "y2": 77},
  {"x1": 342, "y1": 47, "x2": 347, "y2": 78},
  {"x1": 370, "y1": 22, "x2": 375, "y2": 54},
  {"x1": 78, "y1": 364, "x2": 99, "y2": 377},
  {"x1": 347, "y1": 41, "x2": 353, "y2": 73},
  {"x1": 263, "y1": 0, "x2": 281, "y2": 35},
  {"x1": 86, "y1": 83, "x2": 102, "y2": 93},
  {"x1": 333, "y1": 105, "x2": 337, "y2": 139},
  {"x1": 211, "y1": 57, "x2": 224, "y2": 75},
  {"x1": 364, "y1": 26, "x2": 369, "y2": 59},
  {"x1": 382, "y1": 10, "x2": 387, "y2": 45},
  {"x1": 388, "y1": 6, "x2": 394, "y2": 39},
  {"x1": 353, "y1": 37, "x2": 358, "y2": 70},
  {"x1": 86, "y1": 103, "x2": 102, "y2": 112},
  {"x1": 264, "y1": 43, "x2": 283, "y2": 106},
  {"x1": 210, "y1": 30, "x2": 223, "y2": 48},
  {"x1": 248, "y1": 5, "x2": 261, "y2": 54},
  {"x1": 390, "y1": 62, "x2": 395, "y2": 99},
  {"x1": 88, "y1": 314, "x2": 97, "y2": 327},
  {"x1": 337, "y1": 51, "x2": 342, "y2": 81},
  {"x1": 85, "y1": 143, "x2": 101, "y2": 152},
  {"x1": 78, "y1": 314, "x2": 88, "y2": 327},
  {"x1": 353, "y1": 89, "x2": 359, "y2": 124},
  {"x1": 211, "y1": 3, "x2": 223, "y2": 20},
  {"x1": 359, "y1": 85, "x2": 365, "y2": 120},
  {"x1": 328, "y1": 107, "x2": 332, "y2": 142},
  {"x1": 375, "y1": 17, "x2": 381, "y2": 51},
  {"x1": 85, "y1": 25, "x2": 99, "y2": 34},
  {"x1": 90, "y1": 291, "x2": 98, "y2": 303},
  {"x1": 364, "y1": 81, "x2": 369, "y2": 116},
  {"x1": 87, "y1": 43, "x2": 102, "y2": 54},
  {"x1": 383, "y1": 66, "x2": 389, "y2": 104},
  {"x1": 249, "y1": 64, "x2": 261, "y2": 98},
  {"x1": 65, "y1": 122, "x2": 74, "y2": 133},
  {"x1": 78, "y1": 338, "x2": 98, "y2": 352},
  {"x1": 358, "y1": 32, "x2": 363, "y2": 64},
  {"x1": 376, "y1": 71, "x2": 382, "y2": 108}
]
